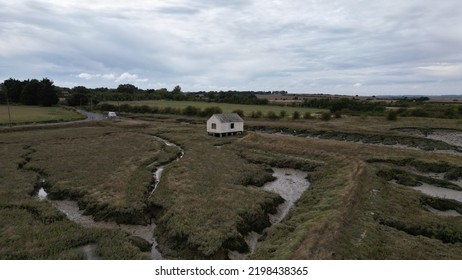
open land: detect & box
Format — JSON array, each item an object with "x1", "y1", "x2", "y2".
[
  {"x1": 1, "y1": 109, "x2": 462, "y2": 259},
  {"x1": 0, "y1": 105, "x2": 85, "y2": 125}
]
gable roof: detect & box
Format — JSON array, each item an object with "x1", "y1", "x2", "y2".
[{"x1": 211, "y1": 113, "x2": 244, "y2": 123}]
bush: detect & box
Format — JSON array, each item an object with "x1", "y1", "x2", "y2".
[
  {"x1": 232, "y1": 109, "x2": 244, "y2": 117},
  {"x1": 386, "y1": 111, "x2": 398, "y2": 121},
  {"x1": 292, "y1": 111, "x2": 300, "y2": 120},
  {"x1": 182, "y1": 105, "x2": 201, "y2": 116},
  {"x1": 320, "y1": 112, "x2": 331, "y2": 121},
  {"x1": 279, "y1": 110, "x2": 287, "y2": 119},
  {"x1": 267, "y1": 111, "x2": 278, "y2": 120},
  {"x1": 250, "y1": 111, "x2": 262, "y2": 118},
  {"x1": 200, "y1": 106, "x2": 222, "y2": 117},
  {"x1": 303, "y1": 112, "x2": 313, "y2": 119}
]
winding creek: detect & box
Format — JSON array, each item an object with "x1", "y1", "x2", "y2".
[
  {"x1": 36, "y1": 135, "x2": 184, "y2": 260},
  {"x1": 230, "y1": 168, "x2": 310, "y2": 259}
]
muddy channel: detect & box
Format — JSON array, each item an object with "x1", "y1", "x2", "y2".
[
  {"x1": 230, "y1": 168, "x2": 310, "y2": 259},
  {"x1": 37, "y1": 136, "x2": 184, "y2": 260}
]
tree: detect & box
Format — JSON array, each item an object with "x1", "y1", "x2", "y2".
[
  {"x1": 117, "y1": 84, "x2": 138, "y2": 94},
  {"x1": 20, "y1": 79, "x2": 40, "y2": 105},
  {"x1": 172, "y1": 85, "x2": 182, "y2": 94},
  {"x1": 66, "y1": 93, "x2": 89, "y2": 107},
  {"x1": 37, "y1": 78, "x2": 58, "y2": 106},
  {"x1": 3, "y1": 78, "x2": 24, "y2": 103}
]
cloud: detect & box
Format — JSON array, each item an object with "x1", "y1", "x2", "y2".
[
  {"x1": 418, "y1": 63, "x2": 462, "y2": 77},
  {"x1": 2, "y1": 0, "x2": 462, "y2": 94},
  {"x1": 77, "y1": 72, "x2": 148, "y2": 84}
]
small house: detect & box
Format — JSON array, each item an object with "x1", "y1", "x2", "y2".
[{"x1": 207, "y1": 113, "x2": 244, "y2": 137}]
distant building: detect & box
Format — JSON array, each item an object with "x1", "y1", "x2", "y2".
[{"x1": 207, "y1": 113, "x2": 244, "y2": 137}]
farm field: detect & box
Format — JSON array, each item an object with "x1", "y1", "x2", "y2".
[
  {"x1": 1, "y1": 112, "x2": 462, "y2": 259},
  {"x1": 0, "y1": 105, "x2": 84, "y2": 125},
  {"x1": 102, "y1": 100, "x2": 326, "y2": 116}
]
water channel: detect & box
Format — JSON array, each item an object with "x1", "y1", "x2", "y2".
[
  {"x1": 37, "y1": 135, "x2": 184, "y2": 260},
  {"x1": 230, "y1": 168, "x2": 310, "y2": 259}
]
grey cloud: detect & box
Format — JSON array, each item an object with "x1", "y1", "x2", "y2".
[{"x1": 1, "y1": 0, "x2": 462, "y2": 94}]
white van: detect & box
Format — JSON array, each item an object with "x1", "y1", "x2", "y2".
[{"x1": 108, "y1": 112, "x2": 117, "y2": 118}]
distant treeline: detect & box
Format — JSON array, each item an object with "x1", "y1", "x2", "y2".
[
  {"x1": 1, "y1": 78, "x2": 59, "y2": 106},
  {"x1": 301, "y1": 98, "x2": 386, "y2": 113},
  {"x1": 65, "y1": 84, "x2": 269, "y2": 106},
  {"x1": 98, "y1": 103, "x2": 224, "y2": 117}
]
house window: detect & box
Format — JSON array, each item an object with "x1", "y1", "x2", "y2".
[
  {"x1": 230, "y1": 123, "x2": 234, "y2": 129},
  {"x1": 211, "y1": 123, "x2": 216, "y2": 129}
]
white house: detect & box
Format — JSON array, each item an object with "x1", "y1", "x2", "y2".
[{"x1": 207, "y1": 113, "x2": 244, "y2": 137}]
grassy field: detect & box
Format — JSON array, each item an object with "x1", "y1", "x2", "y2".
[
  {"x1": 0, "y1": 105, "x2": 85, "y2": 125},
  {"x1": 1, "y1": 112, "x2": 462, "y2": 259},
  {"x1": 102, "y1": 100, "x2": 326, "y2": 117}
]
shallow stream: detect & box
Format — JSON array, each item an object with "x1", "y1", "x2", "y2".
[
  {"x1": 230, "y1": 168, "x2": 310, "y2": 259},
  {"x1": 36, "y1": 135, "x2": 184, "y2": 260}
]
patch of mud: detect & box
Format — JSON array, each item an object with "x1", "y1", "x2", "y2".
[
  {"x1": 52, "y1": 199, "x2": 163, "y2": 259},
  {"x1": 413, "y1": 183, "x2": 462, "y2": 203},
  {"x1": 74, "y1": 244, "x2": 99, "y2": 260},
  {"x1": 230, "y1": 168, "x2": 310, "y2": 259},
  {"x1": 426, "y1": 129, "x2": 462, "y2": 148},
  {"x1": 264, "y1": 168, "x2": 310, "y2": 224},
  {"x1": 424, "y1": 206, "x2": 461, "y2": 217}
]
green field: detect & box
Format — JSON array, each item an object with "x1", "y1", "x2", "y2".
[
  {"x1": 0, "y1": 105, "x2": 85, "y2": 125},
  {"x1": 103, "y1": 100, "x2": 326, "y2": 116}
]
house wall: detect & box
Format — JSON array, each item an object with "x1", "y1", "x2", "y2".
[{"x1": 207, "y1": 116, "x2": 244, "y2": 134}]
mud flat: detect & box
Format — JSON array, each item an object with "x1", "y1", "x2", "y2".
[
  {"x1": 413, "y1": 183, "x2": 462, "y2": 203},
  {"x1": 38, "y1": 190, "x2": 163, "y2": 259},
  {"x1": 230, "y1": 168, "x2": 310, "y2": 259},
  {"x1": 424, "y1": 205, "x2": 461, "y2": 217}
]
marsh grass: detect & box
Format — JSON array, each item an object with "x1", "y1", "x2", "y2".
[{"x1": 2, "y1": 113, "x2": 462, "y2": 259}]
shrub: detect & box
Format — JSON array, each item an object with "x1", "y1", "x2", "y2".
[
  {"x1": 182, "y1": 105, "x2": 201, "y2": 116},
  {"x1": 250, "y1": 111, "x2": 262, "y2": 118},
  {"x1": 320, "y1": 112, "x2": 331, "y2": 121},
  {"x1": 267, "y1": 111, "x2": 278, "y2": 120},
  {"x1": 232, "y1": 109, "x2": 244, "y2": 117},
  {"x1": 386, "y1": 111, "x2": 398, "y2": 121},
  {"x1": 279, "y1": 110, "x2": 286, "y2": 119},
  {"x1": 200, "y1": 106, "x2": 222, "y2": 117},
  {"x1": 292, "y1": 111, "x2": 300, "y2": 120},
  {"x1": 303, "y1": 112, "x2": 313, "y2": 119}
]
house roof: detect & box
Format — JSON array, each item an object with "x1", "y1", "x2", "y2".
[{"x1": 211, "y1": 113, "x2": 244, "y2": 123}]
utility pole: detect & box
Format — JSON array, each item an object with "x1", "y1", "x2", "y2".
[{"x1": 1, "y1": 84, "x2": 12, "y2": 127}]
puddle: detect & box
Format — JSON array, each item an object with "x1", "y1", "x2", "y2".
[
  {"x1": 264, "y1": 168, "x2": 310, "y2": 224},
  {"x1": 413, "y1": 183, "x2": 462, "y2": 203},
  {"x1": 37, "y1": 187, "x2": 48, "y2": 201},
  {"x1": 230, "y1": 168, "x2": 310, "y2": 259}
]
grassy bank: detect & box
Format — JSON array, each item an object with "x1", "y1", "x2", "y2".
[{"x1": 0, "y1": 105, "x2": 85, "y2": 125}]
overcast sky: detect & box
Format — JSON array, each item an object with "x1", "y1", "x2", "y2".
[{"x1": 1, "y1": 0, "x2": 462, "y2": 95}]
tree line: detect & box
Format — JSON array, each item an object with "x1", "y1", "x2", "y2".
[{"x1": 1, "y1": 78, "x2": 59, "y2": 106}]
